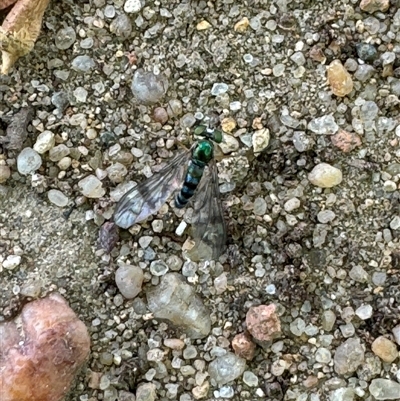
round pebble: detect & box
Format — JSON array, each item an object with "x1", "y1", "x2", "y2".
[
  {"x1": 47, "y1": 189, "x2": 69, "y2": 207},
  {"x1": 115, "y1": 263, "x2": 144, "y2": 299},
  {"x1": 149, "y1": 260, "x2": 169, "y2": 276},
  {"x1": 71, "y1": 55, "x2": 96, "y2": 72},
  {"x1": 243, "y1": 371, "x2": 258, "y2": 387},
  {"x1": 317, "y1": 210, "x2": 336, "y2": 223},
  {"x1": 55, "y1": 26, "x2": 76, "y2": 50},
  {"x1": 284, "y1": 198, "x2": 300, "y2": 212},
  {"x1": 131, "y1": 69, "x2": 169, "y2": 104},
  {"x1": 308, "y1": 163, "x2": 343, "y2": 188},
  {"x1": 3, "y1": 255, "x2": 22, "y2": 270},
  {"x1": 17, "y1": 148, "x2": 42, "y2": 175},
  {"x1": 371, "y1": 336, "x2": 398, "y2": 363}
]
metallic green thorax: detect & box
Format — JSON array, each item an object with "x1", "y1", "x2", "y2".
[{"x1": 192, "y1": 140, "x2": 214, "y2": 165}]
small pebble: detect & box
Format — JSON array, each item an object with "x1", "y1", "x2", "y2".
[
  {"x1": 196, "y1": 20, "x2": 211, "y2": 30},
  {"x1": 315, "y1": 348, "x2": 332, "y2": 364},
  {"x1": 124, "y1": 0, "x2": 143, "y2": 13},
  {"x1": 234, "y1": 17, "x2": 249, "y2": 32},
  {"x1": 356, "y1": 43, "x2": 377, "y2": 62},
  {"x1": 219, "y1": 135, "x2": 239, "y2": 154},
  {"x1": 243, "y1": 371, "x2": 258, "y2": 387},
  {"x1": 331, "y1": 129, "x2": 361, "y2": 153},
  {"x1": 17, "y1": 148, "x2": 42, "y2": 175},
  {"x1": 71, "y1": 55, "x2": 96, "y2": 72},
  {"x1": 136, "y1": 383, "x2": 157, "y2": 401},
  {"x1": 78, "y1": 175, "x2": 105, "y2": 198},
  {"x1": 110, "y1": 14, "x2": 132, "y2": 38},
  {"x1": 211, "y1": 83, "x2": 228, "y2": 96},
  {"x1": 308, "y1": 115, "x2": 338, "y2": 135},
  {"x1": 369, "y1": 379, "x2": 400, "y2": 400},
  {"x1": 115, "y1": 263, "x2": 144, "y2": 299},
  {"x1": 333, "y1": 337, "x2": 365, "y2": 375},
  {"x1": 55, "y1": 26, "x2": 76, "y2": 50},
  {"x1": 131, "y1": 69, "x2": 169, "y2": 104},
  {"x1": 392, "y1": 325, "x2": 400, "y2": 346},
  {"x1": 33, "y1": 131, "x2": 55, "y2": 154},
  {"x1": 3, "y1": 255, "x2": 22, "y2": 270},
  {"x1": 253, "y1": 197, "x2": 267, "y2": 215},
  {"x1": 360, "y1": 0, "x2": 389, "y2": 13},
  {"x1": 389, "y1": 216, "x2": 400, "y2": 230},
  {"x1": 149, "y1": 260, "x2": 169, "y2": 276},
  {"x1": 0, "y1": 165, "x2": 11, "y2": 183},
  {"x1": 330, "y1": 388, "x2": 355, "y2": 401},
  {"x1": 183, "y1": 345, "x2": 198, "y2": 360},
  {"x1": 355, "y1": 304, "x2": 373, "y2": 320},
  {"x1": 246, "y1": 304, "x2": 281, "y2": 342},
  {"x1": 252, "y1": 128, "x2": 270, "y2": 153},
  {"x1": 317, "y1": 210, "x2": 336, "y2": 223},
  {"x1": 308, "y1": 163, "x2": 343, "y2": 188},
  {"x1": 208, "y1": 352, "x2": 246, "y2": 385},
  {"x1": 73, "y1": 87, "x2": 88, "y2": 103},
  {"x1": 284, "y1": 198, "x2": 300, "y2": 212},
  {"x1": 49, "y1": 144, "x2": 70, "y2": 162},
  {"x1": 371, "y1": 336, "x2": 398, "y2": 363},
  {"x1": 47, "y1": 189, "x2": 69, "y2": 207},
  {"x1": 327, "y1": 60, "x2": 353, "y2": 97}
]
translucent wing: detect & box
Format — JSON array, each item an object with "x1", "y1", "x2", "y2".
[
  {"x1": 188, "y1": 159, "x2": 227, "y2": 261},
  {"x1": 114, "y1": 149, "x2": 191, "y2": 229}
]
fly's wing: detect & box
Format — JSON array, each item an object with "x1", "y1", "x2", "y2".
[
  {"x1": 188, "y1": 160, "x2": 227, "y2": 261},
  {"x1": 114, "y1": 150, "x2": 191, "y2": 229}
]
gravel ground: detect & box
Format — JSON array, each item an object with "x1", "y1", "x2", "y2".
[{"x1": 1, "y1": 0, "x2": 400, "y2": 400}]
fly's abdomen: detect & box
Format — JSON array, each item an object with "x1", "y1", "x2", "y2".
[
  {"x1": 175, "y1": 161, "x2": 205, "y2": 208},
  {"x1": 175, "y1": 139, "x2": 214, "y2": 209}
]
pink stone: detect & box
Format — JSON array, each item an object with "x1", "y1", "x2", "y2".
[
  {"x1": 246, "y1": 304, "x2": 281, "y2": 342},
  {"x1": 0, "y1": 293, "x2": 90, "y2": 401}
]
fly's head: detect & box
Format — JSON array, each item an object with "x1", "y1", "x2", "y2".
[{"x1": 193, "y1": 125, "x2": 223, "y2": 144}]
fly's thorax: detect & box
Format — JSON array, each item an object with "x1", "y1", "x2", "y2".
[{"x1": 192, "y1": 140, "x2": 214, "y2": 164}]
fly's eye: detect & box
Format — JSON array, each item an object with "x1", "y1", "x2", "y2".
[
  {"x1": 212, "y1": 129, "x2": 223, "y2": 143},
  {"x1": 194, "y1": 125, "x2": 207, "y2": 136}
]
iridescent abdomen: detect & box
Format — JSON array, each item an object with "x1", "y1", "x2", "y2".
[{"x1": 175, "y1": 140, "x2": 214, "y2": 209}]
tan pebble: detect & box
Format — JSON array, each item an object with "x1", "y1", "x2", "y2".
[
  {"x1": 252, "y1": 116, "x2": 263, "y2": 130},
  {"x1": 196, "y1": 20, "x2": 211, "y2": 30},
  {"x1": 303, "y1": 375, "x2": 319, "y2": 388},
  {"x1": 164, "y1": 338, "x2": 185, "y2": 350},
  {"x1": 327, "y1": 60, "x2": 354, "y2": 97},
  {"x1": 234, "y1": 17, "x2": 249, "y2": 32},
  {"x1": 382, "y1": 64, "x2": 393, "y2": 78},
  {"x1": 192, "y1": 381, "x2": 210, "y2": 399},
  {"x1": 360, "y1": 0, "x2": 389, "y2": 13},
  {"x1": 88, "y1": 371, "x2": 102, "y2": 389},
  {"x1": 371, "y1": 336, "x2": 398, "y2": 363},
  {"x1": 331, "y1": 129, "x2": 362, "y2": 153},
  {"x1": 0, "y1": 165, "x2": 11, "y2": 183},
  {"x1": 221, "y1": 117, "x2": 237, "y2": 133}
]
